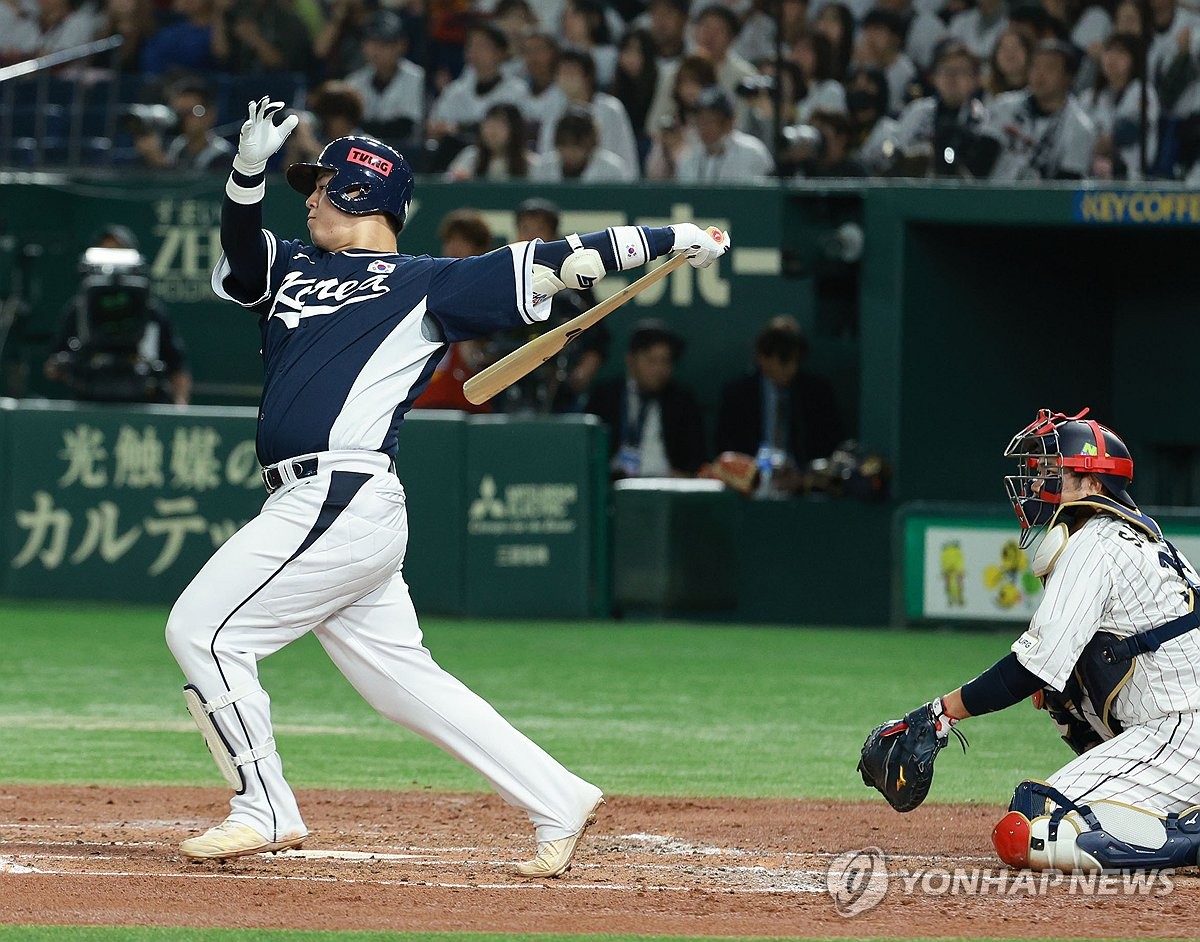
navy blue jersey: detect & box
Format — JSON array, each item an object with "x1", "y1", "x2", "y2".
[{"x1": 212, "y1": 232, "x2": 546, "y2": 465}]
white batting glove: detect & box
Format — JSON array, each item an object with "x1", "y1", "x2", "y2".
[
  {"x1": 232, "y1": 97, "x2": 299, "y2": 176},
  {"x1": 671, "y1": 223, "x2": 732, "y2": 269}
]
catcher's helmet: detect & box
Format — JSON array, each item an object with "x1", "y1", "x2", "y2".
[
  {"x1": 286, "y1": 136, "x2": 414, "y2": 230},
  {"x1": 1003, "y1": 408, "x2": 1135, "y2": 545}
]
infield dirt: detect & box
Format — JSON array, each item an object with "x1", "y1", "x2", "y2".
[{"x1": 0, "y1": 786, "x2": 1194, "y2": 937}]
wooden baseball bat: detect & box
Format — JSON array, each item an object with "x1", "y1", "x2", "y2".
[{"x1": 463, "y1": 251, "x2": 689, "y2": 406}]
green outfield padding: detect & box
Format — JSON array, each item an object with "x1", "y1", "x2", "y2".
[{"x1": 0, "y1": 599, "x2": 1069, "y2": 802}]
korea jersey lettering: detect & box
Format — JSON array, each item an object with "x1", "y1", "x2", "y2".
[{"x1": 211, "y1": 231, "x2": 546, "y2": 465}]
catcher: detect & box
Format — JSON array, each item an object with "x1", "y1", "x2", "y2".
[{"x1": 859, "y1": 409, "x2": 1200, "y2": 872}]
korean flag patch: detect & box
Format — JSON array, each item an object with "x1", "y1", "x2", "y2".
[{"x1": 368, "y1": 260, "x2": 396, "y2": 274}]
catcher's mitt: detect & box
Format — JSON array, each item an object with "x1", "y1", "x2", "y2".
[{"x1": 857, "y1": 700, "x2": 967, "y2": 813}]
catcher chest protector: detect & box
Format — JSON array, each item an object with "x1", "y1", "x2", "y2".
[{"x1": 286, "y1": 136, "x2": 414, "y2": 230}]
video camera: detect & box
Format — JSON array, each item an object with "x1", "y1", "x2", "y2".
[{"x1": 50, "y1": 247, "x2": 170, "y2": 402}]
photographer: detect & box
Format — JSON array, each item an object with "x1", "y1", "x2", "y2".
[
  {"x1": 44, "y1": 240, "x2": 191, "y2": 405},
  {"x1": 133, "y1": 79, "x2": 233, "y2": 171},
  {"x1": 784, "y1": 109, "x2": 870, "y2": 177},
  {"x1": 888, "y1": 41, "x2": 1001, "y2": 178}
]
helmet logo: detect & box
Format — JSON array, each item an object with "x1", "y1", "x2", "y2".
[
  {"x1": 1081, "y1": 442, "x2": 1098, "y2": 456},
  {"x1": 347, "y1": 147, "x2": 394, "y2": 176}
]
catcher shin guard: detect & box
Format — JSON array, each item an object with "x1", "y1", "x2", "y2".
[
  {"x1": 994, "y1": 781, "x2": 1200, "y2": 872},
  {"x1": 182, "y1": 683, "x2": 276, "y2": 793}
]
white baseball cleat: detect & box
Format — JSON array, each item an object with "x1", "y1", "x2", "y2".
[
  {"x1": 514, "y1": 796, "x2": 604, "y2": 878},
  {"x1": 179, "y1": 820, "x2": 307, "y2": 861}
]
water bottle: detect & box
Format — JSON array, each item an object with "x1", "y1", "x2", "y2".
[{"x1": 755, "y1": 444, "x2": 774, "y2": 497}]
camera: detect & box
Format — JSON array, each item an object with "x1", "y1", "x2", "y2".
[
  {"x1": 120, "y1": 103, "x2": 177, "y2": 137},
  {"x1": 55, "y1": 247, "x2": 169, "y2": 402},
  {"x1": 781, "y1": 123, "x2": 825, "y2": 157},
  {"x1": 735, "y1": 74, "x2": 775, "y2": 98}
]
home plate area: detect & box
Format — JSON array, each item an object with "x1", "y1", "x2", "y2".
[{"x1": 0, "y1": 786, "x2": 1197, "y2": 936}]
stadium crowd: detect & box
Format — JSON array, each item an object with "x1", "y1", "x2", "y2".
[{"x1": 3, "y1": 0, "x2": 1199, "y2": 181}]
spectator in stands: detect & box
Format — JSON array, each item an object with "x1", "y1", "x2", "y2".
[
  {"x1": 692, "y1": 5, "x2": 759, "y2": 100},
  {"x1": 948, "y1": 0, "x2": 1009, "y2": 61},
  {"x1": 845, "y1": 65, "x2": 900, "y2": 170},
  {"x1": 787, "y1": 107, "x2": 871, "y2": 176},
  {"x1": 494, "y1": 0, "x2": 541, "y2": 76},
  {"x1": 1043, "y1": 0, "x2": 1114, "y2": 73},
  {"x1": 1146, "y1": 0, "x2": 1200, "y2": 174},
  {"x1": 610, "y1": 27, "x2": 660, "y2": 160},
  {"x1": 1080, "y1": 32, "x2": 1159, "y2": 179},
  {"x1": 792, "y1": 32, "x2": 849, "y2": 120},
  {"x1": 426, "y1": 20, "x2": 527, "y2": 169},
  {"x1": 876, "y1": 0, "x2": 947, "y2": 73},
  {"x1": 0, "y1": 0, "x2": 39, "y2": 64},
  {"x1": 537, "y1": 49, "x2": 640, "y2": 174},
  {"x1": 97, "y1": 0, "x2": 156, "y2": 72},
  {"x1": 283, "y1": 80, "x2": 366, "y2": 165},
  {"x1": 736, "y1": 0, "x2": 808, "y2": 64},
  {"x1": 987, "y1": 39, "x2": 1097, "y2": 179},
  {"x1": 739, "y1": 59, "x2": 806, "y2": 150},
  {"x1": 814, "y1": 2, "x2": 856, "y2": 81},
  {"x1": 561, "y1": 0, "x2": 617, "y2": 87},
  {"x1": 647, "y1": 0, "x2": 689, "y2": 65},
  {"x1": 586, "y1": 319, "x2": 706, "y2": 479},
  {"x1": 1008, "y1": 1, "x2": 1068, "y2": 44},
  {"x1": 530, "y1": 107, "x2": 636, "y2": 180},
  {"x1": 44, "y1": 235, "x2": 191, "y2": 405},
  {"x1": 411, "y1": 210, "x2": 495, "y2": 414},
  {"x1": 34, "y1": 0, "x2": 102, "y2": 56},
  {"x1": 888, "y1": 42, "x2": 1000, "y2": 178},
  {"x1": 213, "y1": 0, "x2": 312, "y2": 75},
  {"x1": 984, "y1": 25, "x2": 1035, "y2": 98},
  {"x1": 646, "y1": 53, "x2": 719, "y2": 153},
  {"x1": 445, "y1": 101, "x2": 535, "y2": 179},
  {"x1": 676, "y1": 84, "x2": 775, "y2": 181},
  {"x1": 520, "y1": 31, "x2": 564, "y2": 143},
  {"x1": 141, "y1": 0, "x2": 218, "y2": 74},
  {"x1": 344, "y1": 11, "x2": 425, "y2": 144},
  {"x1": 854, "y1": 9, "x2": 919, "y2": 115},
  {"x1": 312, "y1": 0, "x2": 372, "y2": 78},
  {"x1": 134, "y1": 77, "x2": 234, "y2": 171},
  {"x1": 498, "y1": 198, "x2": 607, "y2": 413},
  {"x1": 715, "y1": 315, "x2": 844, "y2": 492},
  {"x1": 1113, "y1": 0, "x2": 1145, "y2": 40}
]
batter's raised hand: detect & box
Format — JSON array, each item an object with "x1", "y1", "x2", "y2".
[
  {"x1": 670, "y1": 223, "x2": 731, "y2": 269},
  {"x1": 233, "y1": 97, "x2": 299, "y2": 176}
]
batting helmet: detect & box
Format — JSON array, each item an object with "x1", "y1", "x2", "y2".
[
  {"x1": 1003, "y1": 408, "x2": 1135, "y2": 542},
  {"x1": 286, "y1": 136, "x2": 414, "y2": 230}
]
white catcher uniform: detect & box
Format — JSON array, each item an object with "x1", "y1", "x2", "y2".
[
  {"x1": 1015, "y1": 510, "x2": 1200, "y2": 814},
  {"x1": 165, "y1": 100, "x2": 729, "y2": 869}
]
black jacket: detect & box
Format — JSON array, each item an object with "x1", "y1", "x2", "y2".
[
  {"x1": 715, "y1": 370, "x2": 844, "y2": 466},
  {"x1": 586, "y1": 376, "x2": 707, "y2": 475}
]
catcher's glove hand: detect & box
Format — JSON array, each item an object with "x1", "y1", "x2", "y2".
[{"x1": 857, "y1": 698, "x2": 967, "y2": 812}]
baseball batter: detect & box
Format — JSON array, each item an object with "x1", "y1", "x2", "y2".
[
  {"x1": 164, "y1": 98, "x2": 730, "y2": 874},
  {"x1": 862, "y1": 408, "x2": 1200, "y2": 871}
]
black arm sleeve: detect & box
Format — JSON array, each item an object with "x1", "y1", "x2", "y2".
[
  {"x1": 532, "y1": 225, "x2": 675, "y2": 273},
  {"x1": 959, "y1": 651, "x2": 1046, "y2": 717},
  {"x1": 219, "y1": 170, "x2": 271, "y2": 300}
]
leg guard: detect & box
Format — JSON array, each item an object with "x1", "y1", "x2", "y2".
[
  {"x1": 183, "y1": 683, "x2": 276, "y2": 794},
  {"x1": 994, "y1": 780, "x2": 1200, "y2": 872}
]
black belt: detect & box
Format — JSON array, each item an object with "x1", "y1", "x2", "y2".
[{"x1": 261, "y1": 457, "x2": 319, "y2": 493}]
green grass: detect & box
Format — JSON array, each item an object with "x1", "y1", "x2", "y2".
[{"x1": 0, "y1": 599, "x2": 1068, "y2": 803}]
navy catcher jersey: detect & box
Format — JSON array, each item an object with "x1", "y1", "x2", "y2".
[{"x1": 212, "y1": 233, "x2": 546, "y2": 465}]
